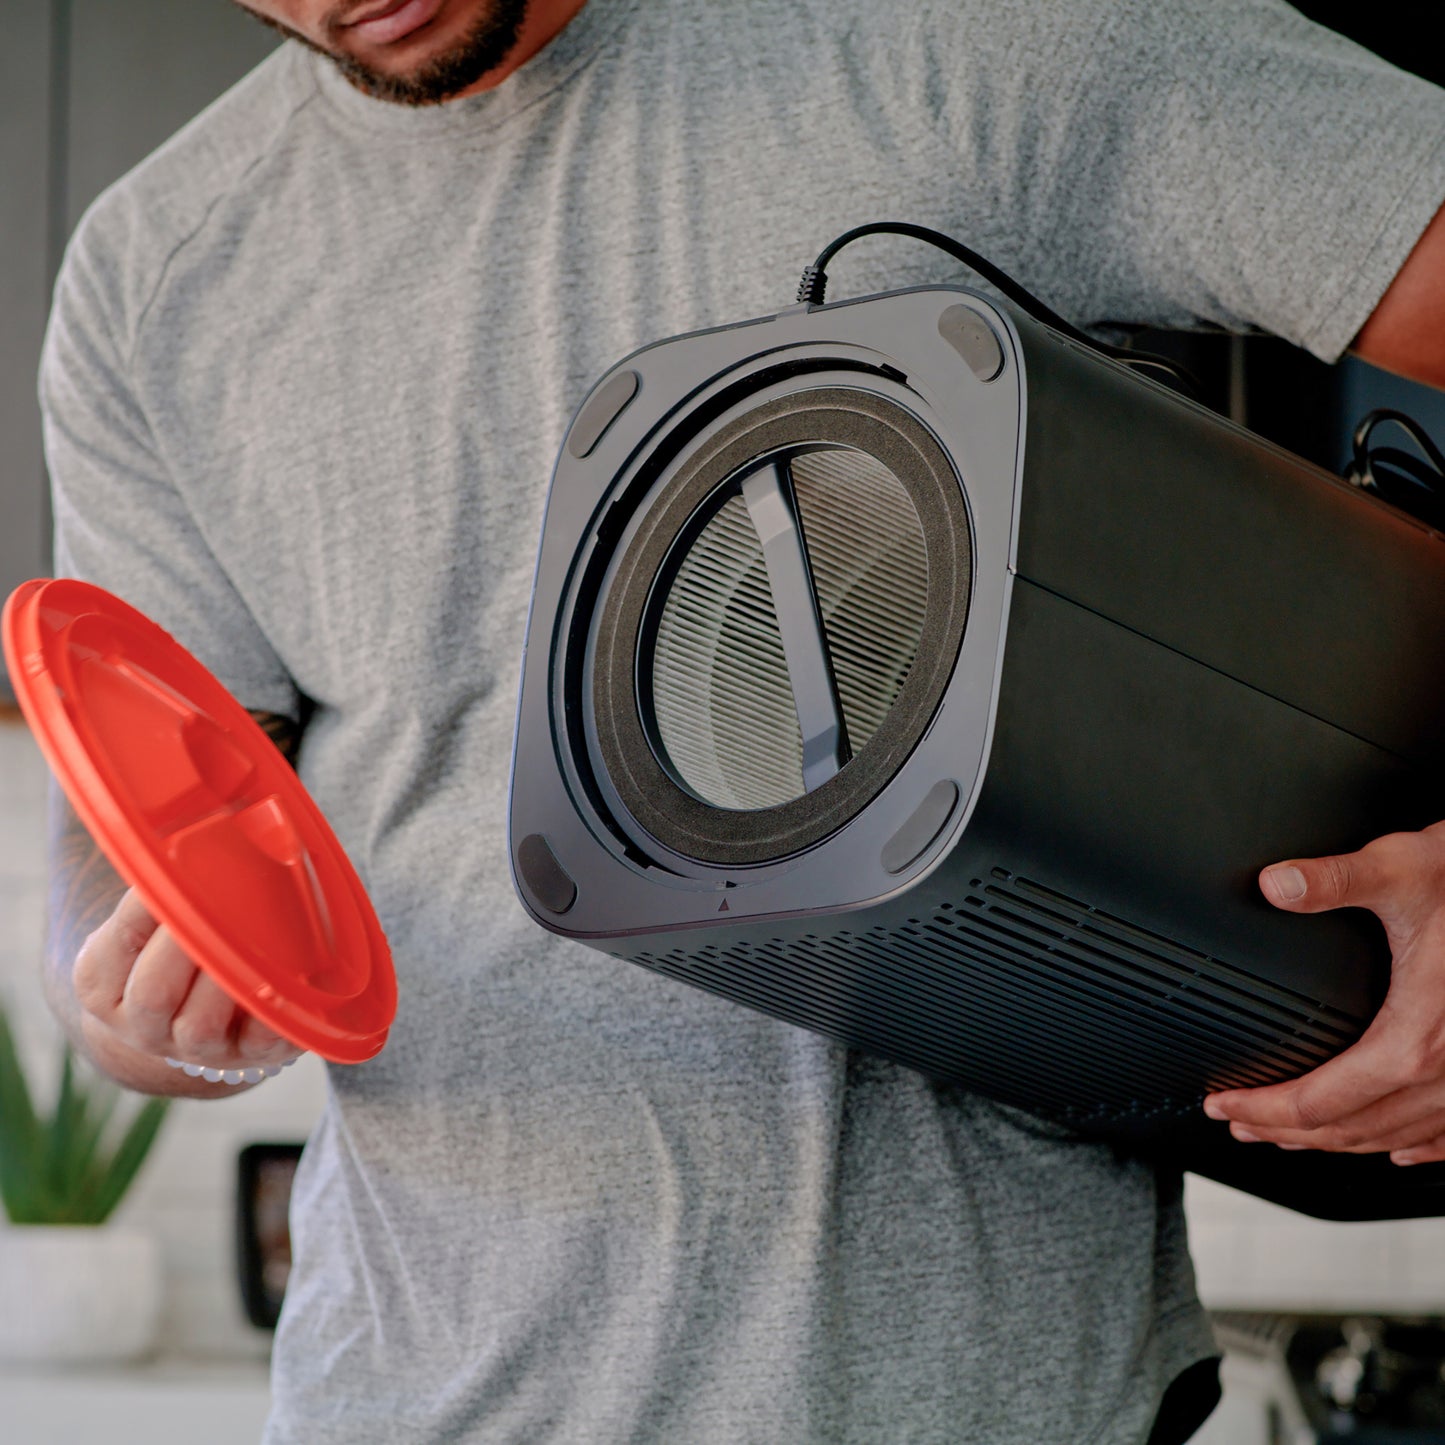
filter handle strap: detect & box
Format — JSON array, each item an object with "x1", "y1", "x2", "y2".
[{"x1": 739, "y1": 459, "x2": 852, "y2": 789}]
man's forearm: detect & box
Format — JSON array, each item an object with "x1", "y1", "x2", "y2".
[
  {"x1": 43, "y1": 777, "x2": 127, "y2": 1053},
  {"x1": 1351, "y1": 200, "x2": 1445, "y2": 389}
]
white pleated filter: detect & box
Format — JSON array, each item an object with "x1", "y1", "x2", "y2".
[{"x1": 650, "y1": 448, "x2": 929, "y2": 810}]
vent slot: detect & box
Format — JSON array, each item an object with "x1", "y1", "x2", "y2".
[
  {"x1": 969, "y1": 870, "x2": 1358, "y2": 1039},
  {"x1": 631, "y1": 870, "x2": 1367, "y2": 1128}
]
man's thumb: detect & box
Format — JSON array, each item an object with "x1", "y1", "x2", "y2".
[{"x1": 1260, "y1": 856, "x2": 1354, "y2": 913}]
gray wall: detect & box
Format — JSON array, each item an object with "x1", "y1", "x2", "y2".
[
  {"x1": 0, "y1": 1, "x2": 279, "y2": 703},
  {"x1": 0, "y1": 5, "x2": 58, "y2": 703}
]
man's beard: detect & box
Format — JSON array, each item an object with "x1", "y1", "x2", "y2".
[{"x1": 237, "y1": 0, "x2": 532, "y2": 106}]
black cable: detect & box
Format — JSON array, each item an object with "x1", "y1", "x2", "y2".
[
  {"x1": 797, "y1": 221, "x2": 1199, "y2": 397},
  {"x1": 1345, "y1": 408, "x2": 1445, "y2": 530}
]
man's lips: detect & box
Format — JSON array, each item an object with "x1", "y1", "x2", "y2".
[{"x1": 343, "y1": 0, "x2": 447, "y2": 46}]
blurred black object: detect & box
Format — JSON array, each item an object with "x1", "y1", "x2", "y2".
[
  {"x1": 1216, "y1": 1312, "x2": 1445, "y2": 1442},
  {"x1": 237, "y1": 1142, "x2": 305, "y2": 1331},
  {"x1": 1287, "y1": 3, "x2": 1445, "y2": 90},
  {"x1": 1345, "y1": 409, "x2": 1445, "y2": 531},
  {"x1": 1309, "y1": 1318, "x2": 1445, "y2": 1437},
  {"x1": 1121, "y1": 4, "x2": 1445, "y2": 477},
  {"x1": 1147, "y1": 1356, "x2": 1223, "y2": 1445}
]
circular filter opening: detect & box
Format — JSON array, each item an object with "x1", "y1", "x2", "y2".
[
  {"x1": 587, "y1": 384, "x2": 971, "y2": 868},
  {"x1": 646, "y1": 446, "x2": 929, "y2": 809}
]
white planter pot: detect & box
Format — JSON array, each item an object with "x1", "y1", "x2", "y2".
[{"x1": 0, "y1": 1224, "x2": 162, "y2": 1365}]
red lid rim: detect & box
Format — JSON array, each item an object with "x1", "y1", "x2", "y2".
[{"x1": 3, "y1": 579, "x2": 394, "y2": 1064}]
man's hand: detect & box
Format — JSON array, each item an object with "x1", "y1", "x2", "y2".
[
  {"x1": 1204, "y1": 822, "x2": 1445, "y2": 1164},
  {"x1": 74, "y1": 887, "x2": 300, "y2": 1082},
  {"x1": 44, "y1": 706, "x2": 307, "y2": 1096}
]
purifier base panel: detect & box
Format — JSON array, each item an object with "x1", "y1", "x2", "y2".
[{"x1": 612, "y1": 900, "x2": 1445, "y2": 1220}]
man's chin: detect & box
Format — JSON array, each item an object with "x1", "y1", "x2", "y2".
[
  {"x1": 237, "y1": 0, "x2": 532, "y2": 107},
  {"x1": 330, "y1": 50, "x2": 480, "y2": 106}
]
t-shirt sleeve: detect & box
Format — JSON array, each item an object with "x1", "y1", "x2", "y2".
[
  {"x1": 40, "y1": 205, "x2": 300, "y2": 721},
  {"x1": 929, "y1": 0, "x2": 1445, "y2": 361}
]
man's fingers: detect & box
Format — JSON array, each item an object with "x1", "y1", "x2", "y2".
[
  {"x1": 234, "y1": 1010, "x2": 299, "y2": 1064},
  {"x1": 73, "y1": 888, "x2": 296, "y2": 1067},
  {"x1": 171, "y1": 975, "x2": 302, "y2": 1066},
  {"x1": 1394, "y1": 1137, "x2": 1445, "y2": 1166},
  {"x1": 118, "y1": 923, "x2": 204, "y2": 1044},
  {"x1": 111, "y1": 886, "x2": 166, "y2": 943},
  {"x1": 1260, "y1": 848, "x2": 1387, "y2": 915},
  {"x1": 169, "y1": 972, "x2": 247, "y2": 1062},
  {"x1": 73, "y1": 887, "x2": 165, "y2": 1018},
  {"x1": 1348, "y1": 1106, "x2": 1445, "y2": 1155},
  {"x1": 1206, "y1": 1014, "x2": 1416, "y2": 1134},
  {"x1": 61, "y1": 883, "x2": 306, "y2": 1082},
  {"x1": 1223, "y1": 821, "x2": 1445, "y2": 1157},
  {"x1": 1261, "y1": 828, "x2": 1445, "y2": 923},
  {"x1": 1219, "y1": 1091, "x2": 1445, "y2": 1154}
]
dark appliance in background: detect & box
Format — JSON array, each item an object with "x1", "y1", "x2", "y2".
[
  {"x1": 1136, "y1": 3, "x2": 1445, "y2": 474},
  {"x1": 1212, "y1": 1312, "x2": 1445, "y2": 1443},
  {"x1": 509, "y1": 243, "x2": 1445, "y2": 1222},
  {"x1": 1288, "y1": 2, "x2": 1445, "y2": 91},
  {"x1": 236, "y1": 1142, "x2": 304, "y2": 1331}
]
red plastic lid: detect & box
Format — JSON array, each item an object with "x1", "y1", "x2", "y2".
[{"x1": 2, "y1": 578, "x2": 395, "y2": 1064}]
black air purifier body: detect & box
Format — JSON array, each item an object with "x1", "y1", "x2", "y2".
[{"x1": 509, "y1": 285, "x2": 1445, "y2": 1218}]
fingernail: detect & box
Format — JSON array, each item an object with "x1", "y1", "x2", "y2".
[
  {"x1": 1277, "y1": 1143, "x2": 1307, "y2": 1152},
  {"x1": 1232, "y1": 1128, "x2": 1261, "y2": 1143},
  {"x1": 1266, "y1": 865, "x2": 1307, "y2": 901},
  {"x1": 1203, "y1": 1098, "x2": 1229, "y2": 1120},
  {"x1": 1394, "y1": 1153, "x2": 1421, "y2": 1167}
]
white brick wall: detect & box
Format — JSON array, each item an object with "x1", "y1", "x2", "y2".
[
  {"x1": 1186, "y1": 1173, "x2": 1445, "y2": 1313},
  {"x1": 7, "y1": 710, "x2": 1445, "y2": 1365}
]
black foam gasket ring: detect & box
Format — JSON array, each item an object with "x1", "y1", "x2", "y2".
[{"x1": 589, "y1": 385, "x2": 972, "y2": 866}]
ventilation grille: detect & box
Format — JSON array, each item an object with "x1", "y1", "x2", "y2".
[
  {"x1": 630, "y1": 869, "x2": 1365, "y2": 1127},
  {"x1": 650, "y1": 447, "x2": 927, "y2": 809}
]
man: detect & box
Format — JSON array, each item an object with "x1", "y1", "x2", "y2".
[{"x1": 38, "y1": 0, "x2": 1445, "y2": 1439}]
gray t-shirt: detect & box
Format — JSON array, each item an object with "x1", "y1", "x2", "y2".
[{"x1": 40, "y1": 2, "x2": 1445, "y2": 1440}]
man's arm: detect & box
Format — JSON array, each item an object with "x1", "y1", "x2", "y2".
[
  {"x1": 44, "y1": 708, "x2": 307, "y2": 1098},
  {"x1": 1350, "y1": 200, "x2": 1445, "y2": 389}
]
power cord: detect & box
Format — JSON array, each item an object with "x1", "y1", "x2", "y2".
[
  {"x1": 1344, "y1": 408, "x2": 1445, "y2": 531},
  {"x1": 797, "y1": 221, "x2": 1199, "y2": 397},
  {"x1": 796, "y1": 223, "x2": 1445, "y2": 531}
]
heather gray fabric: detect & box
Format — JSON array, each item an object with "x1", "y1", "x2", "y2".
[{"x1": 40, "y1": 1, "x2": 1445, "y2": 1440}]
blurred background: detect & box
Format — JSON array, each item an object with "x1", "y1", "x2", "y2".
[
  {"x1": 2, "y1": 12, "x2": 310, "y2": 1442},
  {"x1": 5, "y1": 3, "x2": 1445, "y2": 1442}
]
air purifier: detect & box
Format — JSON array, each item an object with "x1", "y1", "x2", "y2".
[{"x1": 509, "y1": 280, "x2": 1445, "y2": 1218}]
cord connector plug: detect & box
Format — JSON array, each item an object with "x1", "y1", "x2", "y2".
[{"x1": 796, "y1": 265, "x2": 828, "y2": 306}]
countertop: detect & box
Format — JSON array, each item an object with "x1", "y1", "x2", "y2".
[{"x1": 0, "y1": 1356, "x2": 271, "y2": 1445}]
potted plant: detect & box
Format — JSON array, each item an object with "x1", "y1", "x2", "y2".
[{"x1": 0, "y1": 998, "x2": 170, "y2": 1364}]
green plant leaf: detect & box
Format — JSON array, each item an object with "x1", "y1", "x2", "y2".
[
  {"x1": 0, "y1": 1000, "x2": 169, "y2": 1226},
  {"x1": 0, "y1": 1004, "x2": 43, "y2": 1223},
  {"x1": 86, "y1": 1097, "x2": 170, "y2": 1225},
  {"x1": 65, "y1": 1083, "x2": 118, "y2": 1204},
  {"x1": 45, "y1": 1049, "x2": 80, "y2": 1204}
]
